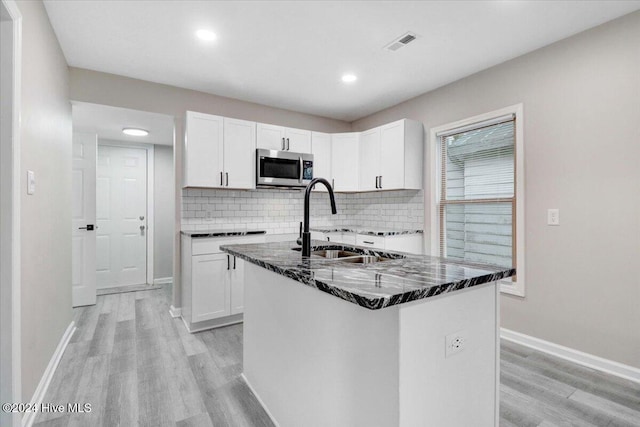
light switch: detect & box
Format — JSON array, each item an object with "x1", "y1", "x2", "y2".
[
  {"x1": 547, "y1": 209, "x2": 559, "y2": 226},
  {"x1": 27, "y1": 170, "x2": 35, "y2": 195}
]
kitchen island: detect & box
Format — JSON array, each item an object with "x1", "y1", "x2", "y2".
[{"x1": 221, "y1": 240, "x2": 515, "y2": 427}]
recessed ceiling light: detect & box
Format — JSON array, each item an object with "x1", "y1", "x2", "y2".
[
  {"x1": 196, "y1": 29, "x2": 217, "y2": 41},
  {"x1": 341, "y1": 74, "x2": 357, "y2": 83},
  {"x1": 122, "y1": 128, "x2": 149, "y2": 137}
]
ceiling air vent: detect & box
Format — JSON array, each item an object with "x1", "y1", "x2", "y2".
[{"x1": 384, "y1": 31, "x2": 418, "y2": 51}]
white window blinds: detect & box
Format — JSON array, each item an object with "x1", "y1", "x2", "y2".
[{"x1": 439, "y1": 118, "x2": 516, "y2": 269}]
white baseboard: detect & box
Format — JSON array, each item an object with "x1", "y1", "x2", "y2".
[
  {"x1": 153, "y1": 277, "x2": 173, "y2": 285},
  {"x1": 500, "y1": 328, "x2": 640, "y2": 384},
  {"x1": 22, "y1": 322, "x2": 76, "y2": 427},
  {"x1": 240, "y1": 373, "x2": 280, "y2": 427},
  {"x1": 169, "y1": 305, "x2": 181, "y2": 318},
  {"x1": 179, "y1": 314, "x2": 243, "y2": 333}
]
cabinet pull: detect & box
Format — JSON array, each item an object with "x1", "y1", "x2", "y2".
[
  {"x1": 375, "y1": 176, "x2": 379, "y2": 189},
  {"x1": 286, "y1": 138, "x2": 290, "y2": 150},
  {"x1": 363, "y1": 241, "x2": 374, "y2": 244},
  {"x1": 227, "y1": 254, "x2": 230, "y2": 270},
  {"x1": 332, "y1": 178, "x2": 335, "y2": 189},
  {"x1": 379, "y1": 175, "x2": 383, "y2": 189},
  {"x1": 220, "y1": 171, "x2": 224, "y2": 186},
  {"x1": 225, "y1": 172, "x2": 229, "y2": 187},
  {"x1": 282, "y1": 137, "x2": 285, "y2": 150},
  {"x1": 233, "y1": 256, "x2": 236, "y2": 270}
]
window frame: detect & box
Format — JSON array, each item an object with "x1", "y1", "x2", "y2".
[{"x1": 428, "y1": 104, "x2": 525, "y2": 297}]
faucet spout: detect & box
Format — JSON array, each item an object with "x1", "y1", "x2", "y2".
[{"x1": 302, "y1": 178, "x2": 337, "y2": 257}]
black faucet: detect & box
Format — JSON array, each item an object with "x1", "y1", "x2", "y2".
[{"x1": 300, "y1": 178, "x2": 337, "y2": 257}]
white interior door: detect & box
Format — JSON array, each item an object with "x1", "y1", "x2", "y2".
[
  {"x1": 72, "y1": 132, "x2": 97, "y2": 306},
  {"x1": 96, "y1": 145, "x2": 148, "y2": 288}
]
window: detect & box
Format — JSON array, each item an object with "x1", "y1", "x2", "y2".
[{"x1": 430, "y1": 105, "x2": 525, "y2": 296}]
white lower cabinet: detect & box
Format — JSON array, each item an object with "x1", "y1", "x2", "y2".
[
  {"x1": 354, "y1": 233, "x2": 424, "y2": 254},
  {"x1": 191, "y1": 253, "x2": 230, "y2": 323},
  {"x1": 181, "y1": 233, "x2": 265, "y2": 332}
]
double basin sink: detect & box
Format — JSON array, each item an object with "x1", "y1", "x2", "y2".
[{"x1": 293, "y1": 247, "x2": 392, "y2": 264}]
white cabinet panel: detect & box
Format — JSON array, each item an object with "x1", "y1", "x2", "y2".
[
  {"x1": 257, "y1": 123, "x2": 286, "y2": 150},
  {"x1": 230, "y1": 257, "x2": 245, "y2": 315},
  {"x1": 331, "y1": 133, "x2": 359, "y2": 192},
  {"x1": 311, "y1": 132, "x2": 332, "y2": 191},
  {"x1": 286, "y1": 128, "x2": 312, "y2": 153},
  {"x1": 359, "y1": 127, "x2": 381, "y2": 192},
  {"x1": 192, "y1": 253, "x2": 231, "y2": 322},
  {"x1": 384, "y1": 234, "x2": 424, "y2": 254},
  {"x1": 224, "y1": 118, "x2": 256, "y2": 189},
  {"x1": 184, "y1": 112, "x2": 224, "y2": 187},
  {"x1": 380, "y1": 120, "x2": 406, "y2": 190}
]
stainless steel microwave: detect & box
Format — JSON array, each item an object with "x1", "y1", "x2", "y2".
[{"x1": 256, "y1": 149, "x2": 313, "y2": 188}]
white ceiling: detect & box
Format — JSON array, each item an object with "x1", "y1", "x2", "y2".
[
  {"x1": 46, "y1": 1, "x2": 640, "y2": 122},
  {"x1": 72, "y1": 102, "x2": 174, "y2": 146}
]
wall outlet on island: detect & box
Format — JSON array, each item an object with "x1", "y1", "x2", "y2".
[{"x1": 445, "y1": 330, "x2": 467, "y2": 358}]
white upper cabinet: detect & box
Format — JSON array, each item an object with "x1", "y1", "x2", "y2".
[
  {"x1": 184, "y1": 112, "x2": 224, "y2": 188},
  {"x1": 184, "y1": 111, "x2": 256, "y2": 189},
  {"x1": 223, "y1": 118, "x2": 256, "y2": 189},
  {"x1": 257, "y1": 123, "x2": 311, "y2": 152},
  {"x1": 358, "y1": 119, "x2": 423, "y2": 192},
  {"x1": 286, "y1": 127, "x2": 312, "y2": 153},
  {"x1": 358, "y1": 127, "x2": 381, "y2": 192},
  {"x1": 331, "y1": 133, "x2": 360, "y2": 192},
  {"x1": 256, "y1": 123, "x2": 286, "y2": 150},
  {"x1": 311, "y1": 132, "x2": 331, "y2": 191},
  {"x1": 184, "y1": 111, "x2": 422, "y2": 192}
]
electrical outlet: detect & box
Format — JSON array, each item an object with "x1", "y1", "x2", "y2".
[
  {"x1": 445, "y1": 331, "x2": 467, "y2": 358},
  {"x1": 547, "y1": 209, "x2": 560, "y2": 226}
]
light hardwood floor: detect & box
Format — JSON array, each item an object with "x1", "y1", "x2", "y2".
[{"x1": 33, "y1": 285, "x2": 640, "y2": 427}]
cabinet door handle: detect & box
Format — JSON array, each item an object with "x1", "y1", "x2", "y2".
[
  {"x1": 225, "y1": 172, "x2": 229, "y2": 187},
  {"x1": 220, "y1": 171, "x2": 224, "y2": 186},
  {"x1": 379, "y1": 175, "x2": 382, "y2": 189},
  {"x1": 363, "y1": 241, "x2": 374, "y2": 245},
  {"x1": 227, "y1": 254, "x2": 230, "y2": 270},
  {"x1": 332, "y1": 178, "x2": 335, "y2": 189},
  {"x1": 233, "y1": 256, "x2": 236, "y2": 270},
  {"x1": 375, "y1": 176, "x2": 379, "y2": 189},
  {"x1": 282, "y1": 137, "x2": 285, "y2": 150},
  {"x1": 286, "y1": 138, "x2": 290, "y2": 151}
]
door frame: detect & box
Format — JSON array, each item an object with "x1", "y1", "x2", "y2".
[
  {"x1": 0, "y1": 0, "x2": 21, "y2": 425},
  {"x1": 97, "y1": 141, "x2": 155, "y2": 285}
]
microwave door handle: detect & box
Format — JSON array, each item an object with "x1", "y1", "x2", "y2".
[{"x1": 298, "y1": 156, "x2": 303, "y2": 183}]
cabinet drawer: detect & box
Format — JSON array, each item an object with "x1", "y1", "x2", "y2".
[
  {"x1": 356, "y1": 234, "x2": 385, "y2": 249},
  {"x1": 192, "y1": 234, "x2": 265, "y2": 255}
]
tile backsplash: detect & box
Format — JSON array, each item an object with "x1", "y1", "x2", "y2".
[{"x1": 181, "y1": 188, "x2": 424, "y2": 234}]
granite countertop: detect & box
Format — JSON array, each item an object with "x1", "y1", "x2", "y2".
[
  {"x1": 220, "y1": 241, "x2": 515, "y2": 310},
  {"x1": 181, "y1": 229, "x2": 266, "y2": 238},
  {"x1": 310, "y1": 226, "x2": 423, "y2": 236}
]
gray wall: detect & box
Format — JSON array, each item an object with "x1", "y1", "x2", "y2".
[
  {"x1": 154, "y1": 144, "x2": 174, "y2": 280},
  {"x1": 352, "y1": 12, "x2": 640, "y2": 368},
  {"x1": 69, "y1": 68, "x2": 352, "y2": 307},
  {"x1": 16, "y1": 0, "x2": 73, "y2": 400}
]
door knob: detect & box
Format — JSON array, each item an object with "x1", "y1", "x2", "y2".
[
  {"x1": 139, "y1": 216, "x2": 145, "y2": 220},
  {"x1": 78, "y1": 224, "x2": 95, "y2": 231}
]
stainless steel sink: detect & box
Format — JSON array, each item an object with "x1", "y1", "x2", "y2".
[{"x1": 292, "y1": 247, "x2": 391, "y2": 264}]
